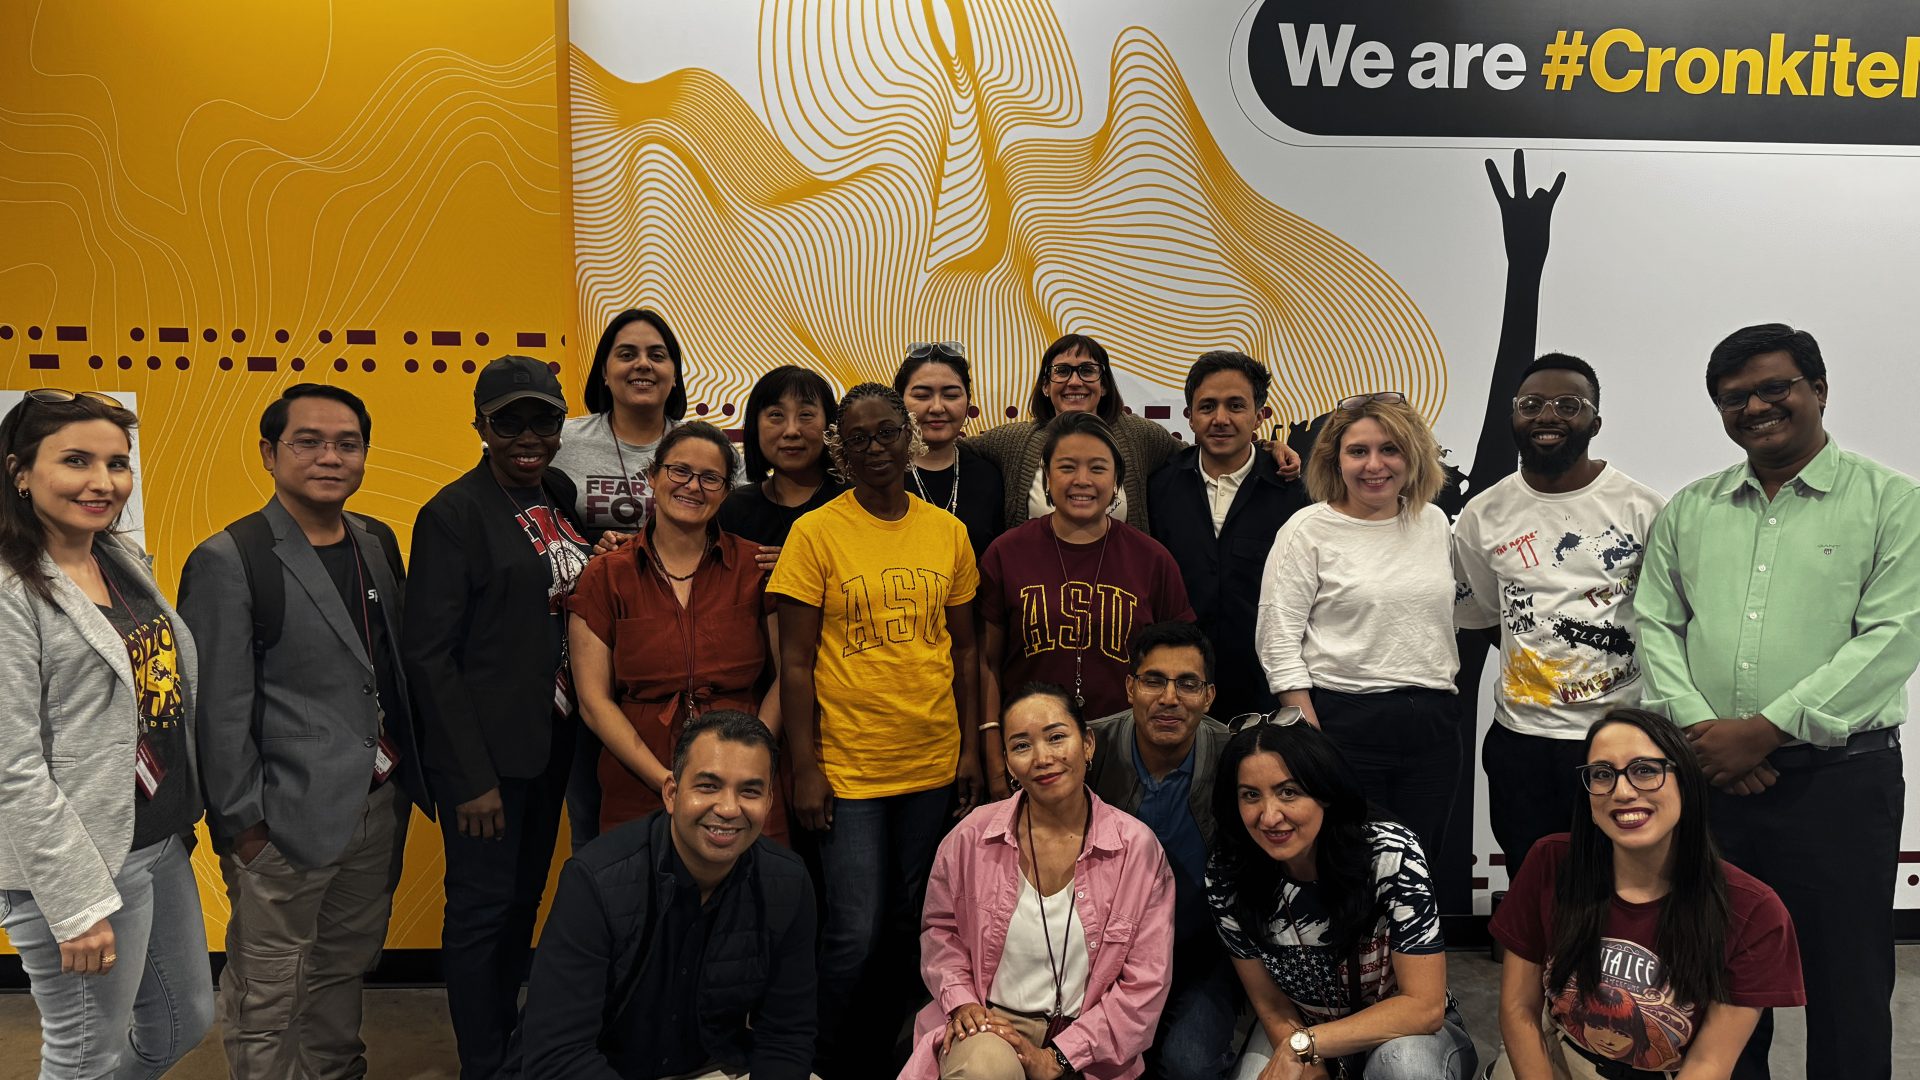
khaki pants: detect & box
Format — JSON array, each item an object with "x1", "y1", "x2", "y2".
[
  {"x1": 219, "y1": 780, "x2": 410, "y2": 1080},
  {"x1": 939, "y1": 1009, "x2": 1054, "y2": 1080},
  {"x1": 1488, "y1": 1019, "x2": 1676, "y2": 1080}
]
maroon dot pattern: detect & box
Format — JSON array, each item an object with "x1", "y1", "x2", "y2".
[
  {"x1": 130, "y1": 327, "x2": 145, "y2": 341},
  {"x1": 219, "y1": 357, "x2": 234, "y2": 370}
]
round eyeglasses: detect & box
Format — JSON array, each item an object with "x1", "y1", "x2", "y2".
[{"x1": 1576, "y1": 757, "x2": 1676, "y2": 796}]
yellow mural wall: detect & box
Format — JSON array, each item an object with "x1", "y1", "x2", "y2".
[{"x1": 0, "y1": 0, "x2": 576, "y2": 951}]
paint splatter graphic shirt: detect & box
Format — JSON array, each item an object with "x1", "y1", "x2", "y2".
[
  {"x1": 1491, "y1": 835, "x2": 1805, "y2": 1071},
  {"x1": 1453, "y1": 465, "x2": 1667, "y2": 738}
]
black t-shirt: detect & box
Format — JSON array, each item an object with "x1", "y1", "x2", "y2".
[
  {"x1": 314, "y1": 534, "x2": 403, "y2": 737},
  {"x1": 715, "y1": 476, "x2": 846, "y2": 548},
  {"x1": 95, "y1": 547, "x2": 200, "y2": 847},
  {"x1": 907, "y1": 441, "x2": 1004, "y2": 559}
]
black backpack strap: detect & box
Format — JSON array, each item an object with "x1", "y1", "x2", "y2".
[
  {"x1": 224, "y1": 512, "x2": 283, "y2": 739},
  {"x1": 350, "y1": 513, "x2": 407, "y2": 583}
]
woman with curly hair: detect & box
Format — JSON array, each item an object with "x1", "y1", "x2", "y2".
[{"x1": 767, "y1": 382, "x2": 982, "y2": 1079}]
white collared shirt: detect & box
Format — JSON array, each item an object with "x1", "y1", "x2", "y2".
[{"x1": 1199, "y1": 446, "x2": 1258, "y2": 536}]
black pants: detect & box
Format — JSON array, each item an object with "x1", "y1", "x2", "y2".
[
  {"x1": 438, "y1": 723, "x2": 573, "y2": 1080},
  {"x1": 1312, "y1": 687, "x2": 1462, "y2": 865},
  {"x1": 1481, "y1": 722, "x2": 1589, "y2": 877},
  {"x1": 1713, "y1": 747, "x2": 1902, "y2": 1080}
]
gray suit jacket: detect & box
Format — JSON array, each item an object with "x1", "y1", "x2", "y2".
[
  {"x1": 179, "y1": 498, "x2": 424, "y2": 870},
  {"x1": 1085, "y1": 709, "x2": 1231, "y2": 847},
  {"x1": 0, "y1": 534, "x2": 200, "y2": 942}
]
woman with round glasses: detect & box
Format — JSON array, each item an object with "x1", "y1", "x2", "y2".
[
  {"x1": 0, "y1": 389, "x2": 215, "y2": 1076},
  {"x1": 904, "y1": 683, "x2": 1175, "y2": 1080},
  {"x1": 979, "y1": 413, "x2": 1193, "y2": 798},
  {"x1": 894, "y1": 342, "x2": 1004, "y2": 558},
  {"x1": 569, "y1": 421, "x2": 787, "y2": 836},
  {"x1": 1253, "y1": 392, "x2": 1461, "y2": 866},
  {"x1": 1207, "y1": 714, "x2": 1477, "y2": 1080},
  {"x1": 1488, "y1": 709, "x2": 1803, "y2": 1080},
  {"x1": 403, "y1": 356, "x2": 594, "y2": 1078},
  {"x1": 767, "y1": 382, "x2": 983, "y2": 1077},
  {"x1": 972, "y1": 334, "x2": 1302, "y2": 533},
  {"x1": 718, "y1": 365, "x2": 843, "y2": 565}
]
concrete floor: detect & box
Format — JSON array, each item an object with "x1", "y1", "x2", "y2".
[{"x1": 4, "y1": 947, "x2": 1918, "y2": 1078}]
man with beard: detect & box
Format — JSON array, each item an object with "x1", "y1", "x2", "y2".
[
  {"x1": 1638, "y1": 325, "x2": 1920, "y2": 1080},
  {"x1": 1452, "y1": 354, "x2": 1665, "y2": 876}
]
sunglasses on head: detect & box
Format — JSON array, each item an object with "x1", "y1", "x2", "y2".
[
  {"x1": 26, "y1": 388, "x2": 126, "y2": 409},
  {"x1": 1225, "y1": 706, "x2": 1308, "y2": 737},
  {"x1": 907, "y1": 341, "x2": 965, "y2": 360},
  {"x1": 1336, "y1": 391, "x2": 1406, "y2": 411}
]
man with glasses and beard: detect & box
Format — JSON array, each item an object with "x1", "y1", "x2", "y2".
[{"x1": 1451, "y1": 354, "x2": 1665, "y2": 877}]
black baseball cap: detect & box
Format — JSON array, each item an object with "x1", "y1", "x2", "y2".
[{"x1": 474, "y1": 355, "x2": 567, "y2": 416}]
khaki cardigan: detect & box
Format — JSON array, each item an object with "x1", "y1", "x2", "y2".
[{"x1": 968, "y1": 411, "x2": 1179, "y2": 532}]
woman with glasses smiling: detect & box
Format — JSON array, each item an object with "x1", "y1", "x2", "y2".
[
  {"x1": 1207, "y1": 713, "x2": 1477, "y2": 1080},
  {"x1": 767, "y1": 382, "x2": 982, "y2": 1079},
  {"x1": 402, "y1": 356, "x2": 594, "y2": 1078},
  {"x1": 568, "y1": 421, "x2": 788, "y2": 838},
  {"x1": 1488, "y1": 709, "x2": 1803, "y2": 1080}
]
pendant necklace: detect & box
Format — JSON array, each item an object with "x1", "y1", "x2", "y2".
[
  {"x1": 1051, "y1": 522, "x2": 1110, "y2": 710},
  {"x1": 909, "y1": 446, "x2": 960, "y2": 514}
]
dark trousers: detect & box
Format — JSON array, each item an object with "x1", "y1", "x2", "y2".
[
  {"x1": 1713, "y1": 747, "x2": 1902, "y2": 1080},
  {"x1": 439, "y1": 725, "x2": 572, "y2": 1080},
  {"x1": 1313, "y1": 687, "x2": 1462, "y2": 864},
  {"x1": 1145, "y1": 934, "x2": 1244, "y2": 1080},
  {"x1": 565, "y1": 721, "x2": 602, "y2": 854},
  {"x1": 812, "y1": 785, "x2": 952, "y2": 1080},
  {"x1": 1481, "y1": 722, "x2": 1589, "y2": 877}
]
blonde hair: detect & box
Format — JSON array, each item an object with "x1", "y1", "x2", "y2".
[{"x1": 1303, "y1": 399, "x2": 1444, "y2": 517}]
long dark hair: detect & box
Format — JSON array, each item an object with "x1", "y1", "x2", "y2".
[
  {"x1": 742, "y1": 365, "x2": 837, "y2": 480},
  {"x1": 0, "y1": 394, "x2": 140, "y2": 599},
  {"x1": 1209, "y1": 722, "x2": 1380, "y2": 957},
  {"x1": 1027, "y1": 334, "x2": 1123, "y2": 424},
  {"x1": 1548, "y1": 708, "x2": 1730, "y2": 1009},
  {"x1": 584, "y1": 308, "x2": 688, "y2": 421}
]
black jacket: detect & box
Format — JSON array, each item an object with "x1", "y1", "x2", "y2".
[
  {"x1": 517, "y1": 812, "x2": 817, "y2": 1080},
  {"x1": 401, "y1": 461, "x2": 587, "y2": 809},
  {"x1": 1147, "y1": 446, "x2": 1310, "y2": 721}
]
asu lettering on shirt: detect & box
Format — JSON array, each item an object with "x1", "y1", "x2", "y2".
[
  {"x1": 1016, "y1": 582, "x2": 1140, "y2": 661},
  {"x1": 841, "y1": 568, "x2": 954, "y2": 655}
]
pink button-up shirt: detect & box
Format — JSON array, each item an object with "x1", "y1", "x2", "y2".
[{"x1": 902, "y1": 791, "x2": 1175, "y2": 1080}]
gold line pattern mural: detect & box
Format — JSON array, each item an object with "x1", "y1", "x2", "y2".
[
  {"x1": 0, "y1": 0, "x2": 575, "y2": 953},
  {"x1": 569, "y1": 0, "x2": 1446, "y2": 430}
]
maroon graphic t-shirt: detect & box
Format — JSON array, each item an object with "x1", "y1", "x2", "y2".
[
  {"x1": 979, "y1": 516, "x2": 1193, "y2": 719},
  {"x1": 1491, "y1": 833, "x2": 1806, "y2": 1071}
]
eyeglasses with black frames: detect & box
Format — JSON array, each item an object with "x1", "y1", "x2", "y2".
[
  {"x1": 661, "y1": 462, "x2": 728, "y2": 492},
  {"x1": 1577, "y1": 757, "x2": 1676, "y2": 796},
  {"x1": 840, "y1": 424, "x2": 904, "y2": 453},
  {"x1": 1048, "y1": 361, "x2": 1102, "y2": 383},
  {"x1": 1712, "y1": 376, "x2": 1806, "y2": 414}
]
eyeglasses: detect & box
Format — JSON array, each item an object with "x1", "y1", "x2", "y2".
[
  {"x1": 26, "y1": 388, "x2": 125, "y2": 409},
  {"x1": 1132, "y1": 673, "x2": 1211, "y2": 698},
  {"x1": 661, "y1": 462, "x2": 728, "y2": 492},
  {"x1": 907, "y1": 341, "x2": 966, "y2": 360},
  {"x1": 840, "y1": 424, "x2": 904, "y2": 453},
  {"x1": 1226, "y1": 706, "x2": 1308, "y2": 736},
  {"x1": 483, "y1": 412, "x2": 564, "y2": 438},
  {"x1": 1048, "y1": 361, "x2": 1102, "y2": 383},
  {"x1": 1513, "y1": 395, "x2": 1596, "y2": 419},
  {"x1": 1337, "y1": 391, "x2": 1406, "y2": 410},
  {"x1": 1576, "y1": 757, "x2": 1676, "y2": 796},
  {"x1": 280, "y1": 437, "x2": 368, "y2": 460},
  {"x1": 1713, "y1": 376, "x2": 1806, "y2": 413}
]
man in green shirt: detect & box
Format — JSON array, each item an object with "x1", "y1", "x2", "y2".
[{"x1": 1638, "y1": 323, "x2": 1920, "y2": 1080}]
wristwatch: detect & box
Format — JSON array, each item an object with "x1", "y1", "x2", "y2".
[
  {"x1": 1050, "y1": 1045, "x2": 1078, "y2": 1078},
  {"x1": 1287, "y1": 1026, "x2": 1321, "y2": 1065}
]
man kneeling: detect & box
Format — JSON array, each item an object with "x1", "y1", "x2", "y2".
[{"x1": 517, "y1": 710, "x2": 816, "y2": 1080}]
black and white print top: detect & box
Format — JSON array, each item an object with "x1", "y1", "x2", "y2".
[{"x1": 1205, "y1": 820, "x2": 1444, "y2": 1023}]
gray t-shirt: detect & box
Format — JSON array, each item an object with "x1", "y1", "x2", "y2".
[{"x1": 549, "y1": 413, "x2": 745, "y2": 538}]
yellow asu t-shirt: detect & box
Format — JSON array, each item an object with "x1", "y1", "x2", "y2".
[{"x1": 767, "y1": 490, "x2": 979, "y2": 799}]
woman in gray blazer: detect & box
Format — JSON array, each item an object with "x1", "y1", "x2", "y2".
[{"x1": 0, "y1": 391, "x2": 214, "y2": 1079}]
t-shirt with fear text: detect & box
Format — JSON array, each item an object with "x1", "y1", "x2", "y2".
[
  {"x1": 550, "y1": 414, "x2": 747, "y2": 540},
  {"x1": 1490, "y1": 833, "x2": 1805, "y2": 1072},
  {"x1": 765, "y1": 490, "x2": 978, "y2": 799}
]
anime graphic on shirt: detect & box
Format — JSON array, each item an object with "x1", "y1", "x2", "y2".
[{"x1": 1549, "y1": 937, "x2": 1691, "y2": 1071}]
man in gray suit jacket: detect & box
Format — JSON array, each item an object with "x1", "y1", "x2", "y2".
[
  {"x1": 178, "y1": 384, "x2": 430, "y2": 1080},
  {"x1": 1084, "y1": 620, "x2": 1242, "y2": 1080}
]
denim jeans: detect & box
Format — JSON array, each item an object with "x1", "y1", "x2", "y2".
[
  {"x1": 1232, "y1": 1003, "x2": 1478, "y2": 1080},
  {"x1": 0, "y1": 834, "x2": 216, "y2": 1079},
  {"x1": 812, "y1": 785, "x2": 953, "y2": 1080},
  {"x1": 1148, "y1": 938, "x2": 1244, "y2": 1080}
]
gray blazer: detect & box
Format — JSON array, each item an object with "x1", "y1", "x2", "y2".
[
  {"x1": 179, "y1": 498, "x2": 424, "y2": 870},
  {"x1": 0, "y1": 534, "x2": 200, "y2": 942},
  {"x1": 1085, "y1": 709, "x2": 1231, "y2": 847}
]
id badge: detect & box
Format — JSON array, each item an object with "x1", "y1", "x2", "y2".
[
  {"x1": 134, "y1": 734, "x2": 167, "y2": 799},
  {"x1": 372, "y1": 734, "x2": 400, "y2": 784}
]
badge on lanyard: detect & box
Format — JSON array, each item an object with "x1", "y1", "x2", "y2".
[{"x1": 134, "y1": 733, "x2": 167, "y2": 799}]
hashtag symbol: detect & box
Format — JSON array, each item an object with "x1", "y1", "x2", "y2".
[{"x1": 1541, "y1": 30, "x2": 1587, "y2": 90}]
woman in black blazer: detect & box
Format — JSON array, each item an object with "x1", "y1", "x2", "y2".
[{"x1": 402, "y1": 356, "x2": 594, "y2": 1080}]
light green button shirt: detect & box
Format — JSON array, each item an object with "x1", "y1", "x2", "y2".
[{"x1": 1637, "y1": 439, "x2": 1920, "y2": 746}]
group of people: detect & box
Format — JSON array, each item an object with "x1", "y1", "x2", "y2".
[{"x1": 0, "y1": 312, "x2": 1908, "y2": 1080}]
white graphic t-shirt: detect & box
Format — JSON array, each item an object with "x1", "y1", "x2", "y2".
[{"x1": 1452, "y1": 464, "x2": 1667, "y2": 738}]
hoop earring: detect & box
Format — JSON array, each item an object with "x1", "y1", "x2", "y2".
[{"x1": 13, "y1": 487, "x2": 26, "y2": 500}]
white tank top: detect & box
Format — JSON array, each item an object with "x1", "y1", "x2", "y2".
[{"x1": 988, "y1": 875, "x2": 1090, "y2": 1016}]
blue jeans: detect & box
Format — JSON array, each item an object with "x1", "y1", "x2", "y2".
[
  {"x1": 813, "y1": 785, "x2": 952, "y2": 1080},
  {"x1": 1, "y1": 834, "x2": 216, "y2": 1079},
  {"x1": 1232, "y1": 1003, "x2": 1478, "y2": 1080},
  {"x1": 1150, "y1": 938, "x2": 1244, "y2": 1080}
]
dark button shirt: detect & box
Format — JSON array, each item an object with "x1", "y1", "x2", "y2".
[
  {"x1": 1132, "y1": 738, "x2": 1207, "y2": 944},
  {"x1": 642, "y1": 842, "x2": 723, "y2": 1077}
]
